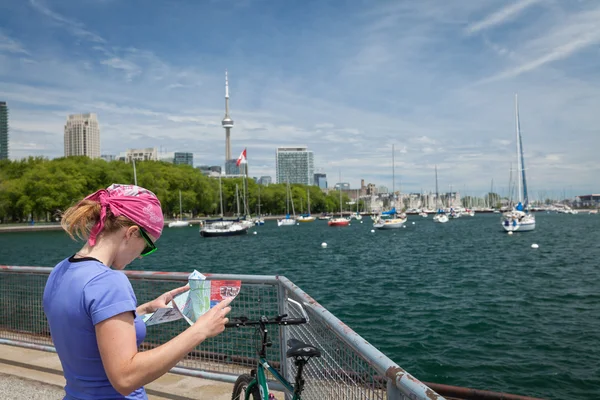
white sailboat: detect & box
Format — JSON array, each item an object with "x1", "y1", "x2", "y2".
[
  {"x1": 254, "y1": 186, "x2": 265, "y2": 225},
  {"x1": 502, "y1": 94, "x2": 535, "y2": 232},
  {"x1": 329, "y1": 172, "x2": 350, "y2": 227},
  {"x1": 349, "y1": 189, "x2": 363, "y2": 220},
  {"x1": 200, "y1": 176, "x2": 249, "y2": 237},
  {"x1": 278, "y1": 181, "x2": 297, "y2": 226},
  {"x1": 298, "y1": 189, "x2": 316, "y2": 222},
  {"x1": 433, "y1": 166, "x2": 449, "y2": 223},
  {"x1": 169, "y1": 190, "x2": 189, "y2": 228},
  {"x1": 373, "y1": 145, "x2": 407, "y2": 229}
]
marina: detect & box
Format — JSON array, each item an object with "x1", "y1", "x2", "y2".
[{"x1": 1, "y1": 213, "x2": 598, "y2": 399}]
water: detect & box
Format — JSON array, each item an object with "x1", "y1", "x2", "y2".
[{"x1": 1, "y1": 213, "x2": 598, "y2": 400}]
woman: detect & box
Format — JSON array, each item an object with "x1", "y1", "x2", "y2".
[{"x1": 43, "y1": 184, "x2": 232, "y2": 399}]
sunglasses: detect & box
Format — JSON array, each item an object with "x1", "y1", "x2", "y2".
[{"x1": 137, "y1": 226, "x2": 157, "y2": 256}]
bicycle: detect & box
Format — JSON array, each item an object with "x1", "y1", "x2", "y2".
[{"x1": 226, "y1": 298, "x2": 322, "y2": 400}]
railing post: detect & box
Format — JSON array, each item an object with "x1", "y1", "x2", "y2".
[
  {"x1": 387, "y1": 379, "x2": 406, "y2": 400},
  {"x1": 277, "y1": 280, "x2": 292, "y2": 400}
]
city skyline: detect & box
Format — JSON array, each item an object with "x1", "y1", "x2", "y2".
[{"x1": 1, "y1": 1, "x2": 599, "y2": 194}]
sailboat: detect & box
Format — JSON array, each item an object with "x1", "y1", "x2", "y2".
[
  {"x1": 502, "y1": 94, "x2": 535, "y2": 232},
  {"x1": 278, "y1": 181, "x2": 297, "y2": 226},
  {"x1": 433, "y1": 166, "x2": 449, "y2": 223},
  {"x1": 329, "y1": 173, "x2": 350, "y2": 227},
  {"x1": 254, "y1": 186, "x2": 265, "y2": 225},
  {"x1": 298, "y1": 189, "x2": 316, "y2": 222},
  {"x1": 373, "y1": 144, "x2": 407, "y2": 229},
  {"x1": 169, "y1": 190, "x2": 189, "y2": 228},
  {"x1": 349, "y1": 189, "x2": 363, "y2": 220},
  {"x1": 200, "y1": 176, "x2": 249, "y2": 237}
]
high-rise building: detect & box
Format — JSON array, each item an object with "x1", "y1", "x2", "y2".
[
  {"x1": 174, "y1": 152, "x2": 193, "y2": 166},
  {"x1": 64, "y1": 113, "x2": 100, "y2": 158},
  {"x1": 0, "y1": 102, "x2": 8, "y2": 160},
  {"x1": 276, "y1": 146, "x2": 314, "y2": 185},
  {"x1": 222, "y1": 71, "x2": 235, "y2": 170},
  {"x1": 314, "y1": 173, "x2": 327, "y2": 189}
]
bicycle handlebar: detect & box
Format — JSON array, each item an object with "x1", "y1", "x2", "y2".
[{"x1": 225, "y1": 315, "x2": 307, "y2": 328}]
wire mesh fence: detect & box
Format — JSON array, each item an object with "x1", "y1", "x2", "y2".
[{"x1": 0, "y1": 266, "x2": 443, "y2": 400}]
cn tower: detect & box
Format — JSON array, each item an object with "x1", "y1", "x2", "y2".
[{"x1": 222, "y1": 70, "x2": 234, "y2": 163}]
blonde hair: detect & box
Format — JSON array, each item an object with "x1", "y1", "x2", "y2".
[{"x1": 61, "y1": 200, "x2": 137, "y2": 242}]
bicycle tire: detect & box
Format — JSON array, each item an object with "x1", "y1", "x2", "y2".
[{"x1": 231, "y1": 374, "x2": 261, "y2": 400}]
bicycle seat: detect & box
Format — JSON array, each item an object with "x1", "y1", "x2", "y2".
[{"x1": 286, "y1": 338, "x2": 321, "y2": 358}]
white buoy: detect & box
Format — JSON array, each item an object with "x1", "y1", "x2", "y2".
[
  {"x1": 321, "y1": 242, "x2": 327, "y2": 248},
  {"x1": 189, "y1": 224, "x2": 192, "y2": 227},
  {"x1": 296, "y1": 223, "x2": 299, "y2": 225},
  {"x1": 349, "y1": 223, "x2": 351, "y2": 226},
  {"x1": 531, "y1": 243, "x2": 539, "y2": 249},
  {"x1": 360, "y1": 221, "x2": 363, "y2": 224},
  {"x1": 508, "y1": 231, "x2": 513, "y2": 235},
  {"x1": 370, "y1": 229, "x2": 375, "y2": 233},
  {"x1": 253, "y1": 231, "x2": 257, "y2": 235},
  {"x1": 403, "y1": 225, "x2": 406, "y2": 228},
  {"x1": 412, "y1": 222, "x2": 415, "y2": 225}
]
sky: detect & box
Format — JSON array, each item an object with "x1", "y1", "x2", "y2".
[{"x1": 1, "y1": 0, "x2": 599, "y2": 198}]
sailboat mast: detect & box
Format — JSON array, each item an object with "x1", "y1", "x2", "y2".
[
  {"x1": 219, "y1": 175, "x2": 224, "y2": 217},
  {"x1": 515, "y1": 94, "x2": 523, "y2": 204},
  {"x1": 244, "y1": 162, "x2": 250, "y2": 215},
  {"x1": 258, "y1": 186, "x2": 261, "y2": 216},
  {"x1": 435, "y1": 165, "x2": 439, "y2": 209},
  {"x1": 392, "y1": 144, "x2": 395, "y2": 204},
  {"x1": 286, "y1": 180, "x2": 289, "y2": 215},
  {"x1": 235, "y1": 184, "x2": 240, "y2": 216},
  {"x1": 516, "y1": 95, "x2": 529, "y2": 208},
  {"x1": 339, "y1": 171, "x2": 342, "y2": 217},
  {"x1": 179, "y1": 190, "x2": 183, "y2": 219},
  {"x1": 491, "y1": 178, "x2": 495, "y2": 208}
]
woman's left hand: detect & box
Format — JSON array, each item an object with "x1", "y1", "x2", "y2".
[{"x1": 137, "y1": 284, "x2": 190, "y2": 315}]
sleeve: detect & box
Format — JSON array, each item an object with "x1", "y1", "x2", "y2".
[{"x1": 83, "y1": 270, "x2": 138, "y2": 325}]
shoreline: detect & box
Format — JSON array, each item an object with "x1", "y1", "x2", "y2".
[{"x1": 0, "y1": 210, "x2": 595, "y2": 233}]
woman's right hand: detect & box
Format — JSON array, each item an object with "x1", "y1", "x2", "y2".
[{"x1": 192, "y1": 297, "x2": 233, "y2": 340}]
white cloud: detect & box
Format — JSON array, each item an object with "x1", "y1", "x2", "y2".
[
  {"x1": 481, "y1": 4, "x2": 600, "y2": 82},
  {"x1": 466, "y1": 0, "x2": 544, "y2": 35},
  {"x1": 28, "y1": 0, "x2": 105, "y2": 43},
  {"x1": 0, "y1": 32, "x2": 29, "y2": 55},
  {"x1": 100, "y1": 58, "x2": 141, "y2": 80}
]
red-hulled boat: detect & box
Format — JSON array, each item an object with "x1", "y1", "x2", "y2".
[{"x1": 328, "y1": 217, "x2": 350, "y2": 227}]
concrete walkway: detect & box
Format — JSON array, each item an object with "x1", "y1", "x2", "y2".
[{"x1": 0, "y1": 344, "x2": 234, "y2": 399}]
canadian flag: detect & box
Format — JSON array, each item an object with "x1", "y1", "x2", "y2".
[{"x1": 236, "y1": 148, "x2": 247, "y2": 166}]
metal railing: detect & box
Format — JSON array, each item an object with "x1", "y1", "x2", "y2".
[
  {"x1": 0, "y1": 266, "x2": 546, "y2": 400},
  {"x1": 0, "y1": 265, "x2": 446, "y2": 399}
]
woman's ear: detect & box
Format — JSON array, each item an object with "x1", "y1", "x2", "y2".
[{"x1": 124, "y1": 225, "x2": 139, "y2": 240}]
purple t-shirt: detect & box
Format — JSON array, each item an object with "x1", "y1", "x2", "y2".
[{"x1": 43, "y1": 256, "x2": 147, "y2": 399}]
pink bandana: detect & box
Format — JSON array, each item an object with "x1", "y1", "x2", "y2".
[{"x1": 83, "y1": 184, "x2": 164, "y2": 246}]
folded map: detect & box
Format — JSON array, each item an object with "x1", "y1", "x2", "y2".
[{"x1": 142, "y1": 270, "x2": 241, "y2": 326}]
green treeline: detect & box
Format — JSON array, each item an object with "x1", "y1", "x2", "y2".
[{"x1": 0, "y1": 157, "x2": 352, "y2": 222}]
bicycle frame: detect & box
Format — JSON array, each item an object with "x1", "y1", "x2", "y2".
[{"x1": 244, "y1": 357, "x2": 298, "y2": 400}]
